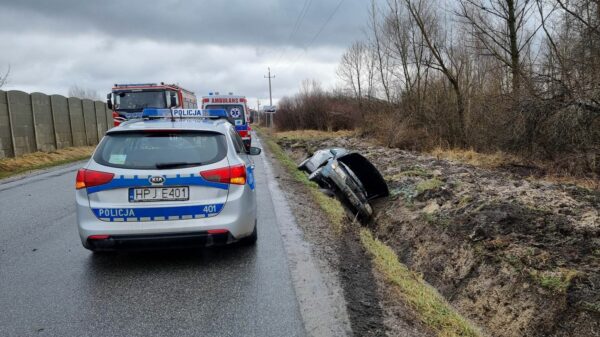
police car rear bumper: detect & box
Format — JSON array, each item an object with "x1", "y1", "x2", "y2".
[
  {"x1": 76, "y1": 185, "x2": 256, "y2": 249},
  {"x1": 85, "y1": 231, "x2": 233, "y2": 251}
]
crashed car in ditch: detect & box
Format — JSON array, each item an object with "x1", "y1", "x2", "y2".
[{"x1": 298, "y1": 148, "x2": 389, "y2": 219}]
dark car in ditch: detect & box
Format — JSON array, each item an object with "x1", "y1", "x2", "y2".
[{"x1": 298, "y1": 148, "x2": 389, "y2": 219}]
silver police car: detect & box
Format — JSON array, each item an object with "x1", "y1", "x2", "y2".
[{"x1": 75, "y1": 109, "x2": 260, "y2": 252}]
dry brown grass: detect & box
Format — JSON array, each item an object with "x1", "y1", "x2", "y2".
[
  {"x1": 542, "y1": 176, "x2": 599, "y2": 191},
  {"x1": 430, "y1": 147, "x2": 521, "y2": 168},
  {"x1": 0, "y1": 147, "x2": 94, "y2": 179},
  {"x1": 430, "y1": 147, "x2": 599, "y2": 190},
  {"x1": 275, "y1": 129, "x2": 356, "y2": 141}
]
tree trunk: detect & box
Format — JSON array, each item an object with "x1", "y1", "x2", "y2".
[{"x1": 507, "y1": 0, "x2": 521, "y2": 92}]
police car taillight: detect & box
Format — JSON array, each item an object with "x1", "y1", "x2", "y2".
[
  {"x1": 200, "y1": 165, "x2": 246, "y2": 185},
  {"x1": 76, "y1": 169, "x2": 115, "y2": 189}
]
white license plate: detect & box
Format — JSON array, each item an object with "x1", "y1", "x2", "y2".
[{"x1": 129, "y1": 186, "x2": 189, "y2": 202}]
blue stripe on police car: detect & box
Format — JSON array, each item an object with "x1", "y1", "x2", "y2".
[{"x1": 92, "y1": 203, "x2": 224, "y2": 222}]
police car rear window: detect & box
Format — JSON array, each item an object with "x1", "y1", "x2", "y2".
[{"x1": 93, "y1": 131, "x2": 227, "y2": 169}]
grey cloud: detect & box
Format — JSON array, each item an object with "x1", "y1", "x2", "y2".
[
  {"x1": 0, "y1": 0, "x2": 365, "y2": 104},
  {"x1": 0, "y1": 31, "x2": 342, "y2": 103},
  {"x1": 0, "y1": 0, "x2": 367, "y2": 48}
]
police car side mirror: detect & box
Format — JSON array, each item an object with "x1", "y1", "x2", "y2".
[
  {"x1": 248, "y1": 147, "x2": 262, "y2": 156},
  {"x1": 106, "y1": 93, "x2": 113, "y2": 109},
  {"x1": 169, "y1": 93, "x2": 177, "y2": 108}
]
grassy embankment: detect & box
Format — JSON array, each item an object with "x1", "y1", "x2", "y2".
[
  {"x1": 0, "y1": 147, "x2": 94, "y2": 179},
  {"x1": 256, "y1": 127, "x2": 482, "y2": 337},
  {"x1": 274, "y1": 129, "x2": 598, "y2": 190}
]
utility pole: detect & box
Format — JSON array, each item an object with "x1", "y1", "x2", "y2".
[
  {"x1": 256, "y1": 99, "x2": 261, "y2": 125},
  {"x1": 264, "y1": 67, "x2": 275, "y2": 127}
]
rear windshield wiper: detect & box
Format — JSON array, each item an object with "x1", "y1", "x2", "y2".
[{"x1": 155, "y1": 162, "x2": 203, "y2": 169}]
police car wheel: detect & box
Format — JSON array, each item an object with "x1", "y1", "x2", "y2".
[{"x1": 239, "y1": 222, "x2": 257, "y2": 246}]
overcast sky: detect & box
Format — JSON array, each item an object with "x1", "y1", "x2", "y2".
[{"x1": 0, "y1": 0, "x2": 368, "y2": 108}]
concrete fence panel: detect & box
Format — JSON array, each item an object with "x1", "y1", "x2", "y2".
[
  {"x1": 31, "y1": 92, "x2": 56, "y2": 152},
  {"x1": 0, "y1": 90, "x2": 13, "y2": 158},
  {"x1": 0, "y1": 90, "x2": 109, "y2": 159},
  {"x1": 50, "y1": 95, "x2": 72, "y2": 149},
  {"x1": 94, "y1": 101, "x2": 107, "y2": 142},
  {"x1": 81, "y1": 99, "x2": 97, "y2": 146},
  {"x1": 68, "y1": 97, "x2": 87, "y2": 147},
  {"x1": 7, "y1": 90, "x2": 36, "y2": 156},
  {"x1": 105, "y1": 105, "x2": 113, "y2": 131}
]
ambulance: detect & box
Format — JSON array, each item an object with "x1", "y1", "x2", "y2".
[{"x1": 201, "y1": 92, "x2": 252, "y2": 149}]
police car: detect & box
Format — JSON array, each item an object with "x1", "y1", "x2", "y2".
[{"x1": 75, "y1": 108, "x2": 261, "y2": 252}]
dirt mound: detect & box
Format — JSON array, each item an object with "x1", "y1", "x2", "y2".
[{"x1": 277, "y1": 135, "x2": 600, "y2": 337}]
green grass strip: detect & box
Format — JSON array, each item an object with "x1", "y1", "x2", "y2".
[{"x1": 360, "y1": 229, "x2": 482, "y2": 337}]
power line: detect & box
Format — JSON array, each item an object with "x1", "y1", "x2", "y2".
[
  {"x1": 282, "y1": 0, "x2": 347, "y2": 71},
  {"x1": 305, "y1": 0, "x2": 346, "y2": 51},
  {"x1": 274, "y1": 0, "x2": 314, "y2": 67}
]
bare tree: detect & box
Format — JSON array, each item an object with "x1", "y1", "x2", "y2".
[
  {"x1": 368, "y1": 0, "x2": 392, "y2": 101},
  {"x1": 403, "y1": 0, "x2": 468, "y2": 144},
  {"x1": 68, "y1": 85, "x2": 99, "y2": 100},
  {"x1": 337, "y1": 41, "x2": 368, "y2": 103},
  {"x1": 555, "y1": 0, "x2": 600, "y2": 35},
  {"x1": 323, "y1": 0, "x2": 598, "y2": 175},
  {"x1": 385, "y1": 0, "x2": 415, "y2": 95},
  {"x1": 456, "y1": 0, "x2": 538, "y2": 92},
  {"x1": 0, "y1": 65, "x2": 10, "y2": 89}
]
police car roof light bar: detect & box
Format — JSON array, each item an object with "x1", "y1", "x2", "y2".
[{"x1": 142, "y1": 108, "x2": 230, "y2": 120}]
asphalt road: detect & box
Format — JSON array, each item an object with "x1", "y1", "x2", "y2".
[{"x1": 0, "y1": 151, "x2": 308, "y2": 337}]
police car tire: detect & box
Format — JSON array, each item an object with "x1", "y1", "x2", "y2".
[{"x1": 239, "y1": 222, "x2": 257, "y2": 246}]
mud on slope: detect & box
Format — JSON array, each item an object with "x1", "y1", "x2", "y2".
[
  {"x1": 277, "y1": 134, "x2": 600, "y2": 337},
  {"x1": 264, "y1": 139, "x2": 435, "y2": 337}
]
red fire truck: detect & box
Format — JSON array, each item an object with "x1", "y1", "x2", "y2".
[{"x1": 107, "y1": 83, "x2": 197, "y2": 126}]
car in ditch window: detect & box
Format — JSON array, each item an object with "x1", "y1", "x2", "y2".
[{"x1": 75, "y1": 108, "x2": 261, "y2": 252}]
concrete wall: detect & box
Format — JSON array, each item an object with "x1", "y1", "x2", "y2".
[
  {"x1": 68, "y1": 97, "x2": 87, "y2": 147},
  {"x1": 94, "y1": 101, "x2": 107, "y2": 142},
  {"x1": 7, "y1": 90, "x2": 36, "y2": 156},
  {"x1": 31, "y1": 92, "x2": 56, "y2": 152},
  {"x1": 50, "y1": 95, "x2": 72, "y2": 149},
  {"x1": 81, "y1": 99, "x2": 97, "y2": 146},
  {"x1": 0, "y1": 91, "x2": 12, "y2": 158},
  {"x1": 105, "y1": 104, "x2": 112, "y2": 132},
  {"x1": 0, "y1": 90, "x2": 110, "y2": 158}
]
